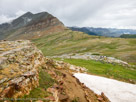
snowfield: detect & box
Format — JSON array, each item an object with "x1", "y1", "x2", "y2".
[{"x1": 74, "y1": 73, "x2": 136, "y2": 102}]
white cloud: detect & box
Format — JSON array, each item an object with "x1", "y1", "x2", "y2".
[
  {"x1": 0, "y1": 15, "x2": 15, "y2": 24},
  {"x1": 0, "y1": 10, "x2": 27, "y2": 24},
  {"x1": 15, "y1": 10, "x2": 26, "y2": 17},
  {"x1": 0, "y1": 0, "x2": 136, "y2": 29}
]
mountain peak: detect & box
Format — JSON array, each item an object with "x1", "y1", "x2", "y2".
[
  {"x1": 0, "y1": 11, "x2": 65, "y2": 40},
  {"x1": 21, "y1": 12, "x2": 33, "y2": 18},
  {"x1": 36, "y1": 11, "x2": 48, "y2": 15},
  {"x1": 26, "y1": 11, "x2": 33, "y2": 14}
]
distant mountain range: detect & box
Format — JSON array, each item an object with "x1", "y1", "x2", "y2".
[
  {"x1": 69, "y1": 27, "x2": 136, "y2": 37},
  {"x1": 0, "y1": 12, "x2": 65, "y2": 40},
  {"x1": 1, "y1": 11, "x2": 136, "y2": 40},
  {"x1": 120, "y1": 34, "x2": 136, "y2": 38}
]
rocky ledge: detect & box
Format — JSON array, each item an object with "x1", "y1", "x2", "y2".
[{"x1": 0, "y1": 40, "x2": 45, "y2": 98}]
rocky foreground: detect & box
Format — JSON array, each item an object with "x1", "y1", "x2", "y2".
[
  {"x1": 0, "y1": 40, "x2": 109, "y2": 102},
  {"x1": 0, "y1": 40, "x2": 45, "y2": 98}
]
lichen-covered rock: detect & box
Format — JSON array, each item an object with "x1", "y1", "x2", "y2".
[
  {"x1": 52, "y1": 53, "x2": 132, "y2": 67},
  {"x1": 0, "y1": 40, "x2": 45, "y2": 98},
  {"x1": 45, "y1": 58, "x2": 87, "y2": 73}
]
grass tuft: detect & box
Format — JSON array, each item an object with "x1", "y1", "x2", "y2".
[{"x1": 21, "y1": 68, "x2": 56, "y2": 102}]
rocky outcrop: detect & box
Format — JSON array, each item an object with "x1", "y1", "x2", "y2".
[
  {"x1": 0, "y1": 40, "x2": 45, "y2": 99},
  {"x1": 52, "y1": 52, "x2": 134, "y2": 67}
]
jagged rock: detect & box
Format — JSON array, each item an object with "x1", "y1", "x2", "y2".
[
  {"x1": 10, "y1": 77, "x2": 25, "y2": 85},
  {"x1": 97, "y1": 97, "x2": 104, "y2": 101},
  {"x1": 22, "y1": 71, "x2": 36, "y2": 77},
  {"x1": 62, "y1": 73, "x2": 66, "y2": 78},
  {"x1": 101, "y1": 92, "x2": 110, "y2": 102},
  {"x1": 0, "y1": 40, "x2": 45, "y2": 98},
  {"x1": 0, "y1": 78, "x2": 7, "y2": 84},
  {"x1": 45, "y1": 59, "x2": 88, "y2": 73},
  {"x1": 59, "y1": 81, "x2": 64, "y2": 85},
  {"x1": 47, "y1": 88, "x2": 56, "y2": 93}
]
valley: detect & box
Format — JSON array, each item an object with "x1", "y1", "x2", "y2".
[{"x1": 33, "y1": 30, "x2": 136, "y2": 65}]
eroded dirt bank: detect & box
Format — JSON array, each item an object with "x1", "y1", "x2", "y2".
[{"x1": 44, "y1": 59, "x2": 110, "y2": 102}]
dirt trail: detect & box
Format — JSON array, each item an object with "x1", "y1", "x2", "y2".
[
  {"x1": 59, "y1": 70, "x2": 98, "y2": 102},
  {"x1": 45, "y1": 59, "x2": 110, "y2": 102},
  {"x1": 62, "y1": 70, "x2": 89, "y2": 102}
]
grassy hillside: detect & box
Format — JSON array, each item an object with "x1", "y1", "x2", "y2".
[
  {"x1": 120, "y1": 34, "x2": 136, "y2": 38},
  {"x1": 54, "y1": 58, "x2": 136, "y2": 83},
  {"x1": 33, "y1": 30, "x2": 136, "y2": 64}
]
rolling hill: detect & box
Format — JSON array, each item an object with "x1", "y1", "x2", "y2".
[{"x1": 32, "y1": 29, "x2": 136, "y2": 65}]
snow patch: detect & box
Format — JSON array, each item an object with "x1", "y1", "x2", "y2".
[{"x1": 74, "y1": 73, "x2": 136, "y2": 102}]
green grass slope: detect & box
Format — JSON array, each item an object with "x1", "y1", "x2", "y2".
[
  {"x1": 33, "y1": 30, "x2": 136, "y2": 64},
  {"x1": 55, "y1": 58, "x2": 136, "y2": 83}
]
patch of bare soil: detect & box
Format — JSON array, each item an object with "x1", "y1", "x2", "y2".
[{"x1": 45, "y1": 59, "x2": 110, "y2": 102}]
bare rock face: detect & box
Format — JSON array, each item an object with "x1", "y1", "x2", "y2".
[{"x1": 0, "y1": 40, "x2": 45, "y2": 98}]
